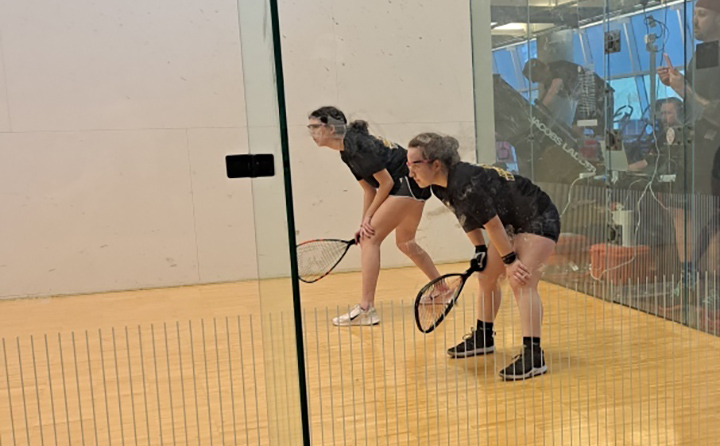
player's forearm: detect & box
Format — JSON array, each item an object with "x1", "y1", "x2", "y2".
[
  {"x1": 362, "y1": 189, "x2": 376, "y2": 219},
  {"x1": 484, "y1": 217, "x2": 514, "y2": 258},
  {"x1": 465, "y1": 228, "x2": 486, "y2": 247},
  {"x1": 365, "y1": 182, "x2": 392, "y2": 219},
  {"x1": 683, "y1": 88, "x2": 720, "y2": 125},
  {"x1": 541, "y1": 92, "x2": 556, "y2": 106},
  {"x1": 542, "y1": 79, "x2": 562, "y2": 105},
  {"x1": 703, "y1": 100, "x2": 720, "y2": 126},
  {"x1": 689, "y1": 90, "x2": 719, "y2": 122},
  {"x1": 669, "y1": 77, "x2": 688, "y2": 99}
]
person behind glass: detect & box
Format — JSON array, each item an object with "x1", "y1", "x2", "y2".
[
  {"x1": 629, "y1": 98, "x2": 684, "y2": 171},
  {"x1": 307, "y1": 106, "x2": 443, "y2": 326},
  {"x1": 522, "y1": 58, "x2": 612, "y2": 132},
  {"x1": 659, "y1": 97, "x2": 684, "y2": 132},
  {"x1": 406, "y1": 133, "x2": 560, "y2": 381},
  {"x1": 631, "y1": 98, "x2": 697, "y2": 297},
  {"x1": 658, "y1": 0, "x2": 720, "y2": 291},
  {"x1": 656, "y1": 99, "x2": 689, "y2": 255}
]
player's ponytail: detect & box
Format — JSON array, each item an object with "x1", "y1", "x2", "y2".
[
  {"x1": 408, "y1": 132, "x2": 461, "y2": 170},
  {"x1": 441, "y1": 135, "x2": 460, "y2": 155},
  {"x1": 308, "y1": 106, "x2": 371, "y2": 137},
  {"x1": 347, "y1": 120, "x2": 369, "y2": 134}
]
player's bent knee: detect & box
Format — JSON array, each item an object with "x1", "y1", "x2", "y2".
[
  {"x1": 360, "y1": 234, "x2": 385, "y2": 248},
  {"x1": 508, "y1": 278, "x2": 534, "y2": 296},
  {"x1": 396, "y1": 239, "x2": 420, "y2": 256},
  {"x1": 477, "y1": 275, "x2": 499, "y2": 290}
]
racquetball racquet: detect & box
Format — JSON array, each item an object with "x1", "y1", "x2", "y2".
[
  {"x1": 414, "y1": 263, "x2": 479, "y2": 333},
  {"x1": 296, "y1": 238, "x2": 356, "y2": 283}
]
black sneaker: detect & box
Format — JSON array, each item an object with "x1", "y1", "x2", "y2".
[
  {"x1": 447, "y1": 328, "x2": 495, "y2": 358},
  {"x1": 498, "y1": 347, "x2": 547, "y2": 381}
]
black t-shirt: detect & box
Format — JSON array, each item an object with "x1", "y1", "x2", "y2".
[
  {"x1": 339, "y1": 129, "x2": 409, "y2": 188},
  {"x1": 431, "y1": 162, "x2": 554, "y2": 233},
  {"x1": 686, "y1": 42, "x2": 720, "y2": 135},
  {"x1": 685, "y1": 42, "x2": 720, "y2": 193},
  {"x1": 543, "y1": 60, "x2": 583, "y2": 99},
  {"x1": 544, "y1": 60, "x2": 611, "y2": 103},
  {"x1": 686, "y1": 41, "x2": 720, "y2": 104}
]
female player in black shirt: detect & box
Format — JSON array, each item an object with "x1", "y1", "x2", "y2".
[
  {"x1": 407, "y1": 132, "x2": 560, "y2": 380},
  {"x1": 307, "y1": 107, "x2": 443, "y2": 326}
]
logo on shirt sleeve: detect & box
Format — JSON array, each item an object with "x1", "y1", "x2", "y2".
[
  {"x1": 379, "y1": 137, "x2": 398, "y2": 149},
  {"x1": 478, "y1": 163, "x2": 515, "y2": 181}
]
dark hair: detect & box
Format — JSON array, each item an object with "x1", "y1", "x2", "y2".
[
  {"x1": 309, "y1": 106, "x2": 369, "y2": 135},
  {"x1": 696, "y1": 0, "x2": 720, "y2": 15},
  {"x1": 522, "y1": 58, "x2": 548, "y2": 82},
  {"x1": 407, "y1": 133, "x2": 461, "y2": 170},
  {"x1": 656, "y1": 97, "x2": 684, "y2": 114}
]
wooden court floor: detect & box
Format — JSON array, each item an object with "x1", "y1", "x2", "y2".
[{"x1": 1, "y1": 263, "x2": 719, "y2": 445}]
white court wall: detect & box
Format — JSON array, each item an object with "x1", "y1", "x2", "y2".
[{"x1": 0, "y1": 0, "x2": 493, "y2": 299}]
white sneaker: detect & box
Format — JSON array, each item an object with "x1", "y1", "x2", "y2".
[{"x1": 332, "y1": 304, "x2": 380, "y2": 326}]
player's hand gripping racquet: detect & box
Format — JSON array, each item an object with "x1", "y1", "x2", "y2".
[
  {"x1": 296, "y1": 238, "x2": 356, "y2": 283},
  {"x1": 414, "y1": 265, "x2": 479, "y2": 333},
  {"x1": 414, "y1": 246, "x2": 486, "y2": 333}
]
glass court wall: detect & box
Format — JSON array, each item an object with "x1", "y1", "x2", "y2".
[
  {"x1": 1, "y1": 0, "x2": 719, "y2": 445},
  {"x1": 488, "y1": 0, "x2": 720, "y2": 330}
]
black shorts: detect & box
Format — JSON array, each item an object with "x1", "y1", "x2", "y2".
[
  {"x1": 507, "y1": 205, "x2": 561, "y2": 243},
  {"x1": 391, "y1": 176, "x2": 431, "y2": 201}
]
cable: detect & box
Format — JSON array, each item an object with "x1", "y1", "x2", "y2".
[
  {"x1": 649, "y1": 184, "x2": 670, "y2": 211},
  {"x1": 623, "y1": 178, "x2": 651, "y2": 208},
  {"x1": 589, "y1": 2, "x2": 677, "y2": 282},
  {"x1": 591, "y1": 106, "x2": 667, "y2": 282},
  {"x1": 560, "y1": 176, "x2": 586, "y2": 218}
]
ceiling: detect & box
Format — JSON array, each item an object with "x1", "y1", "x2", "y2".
[{"x1": 489, "y1": 0, "x2": 662, "y2": 47}]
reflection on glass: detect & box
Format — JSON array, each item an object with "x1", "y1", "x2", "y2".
[{"x1": 488, "y1": 0, "x2": 720, "y2": 327}]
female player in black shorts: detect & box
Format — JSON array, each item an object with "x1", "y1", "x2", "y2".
[
  {"x1": 308, "y1": 107, "x2": 443, "y2": 326},
  {"x1": 407, "y1": 132, "x2": 560, "y2": 380}
]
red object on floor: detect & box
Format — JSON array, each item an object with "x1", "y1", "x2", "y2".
[
  {"x1": 590, "y1": 244, "x2": 654, "y2": 285},
  {"x1": 548, "y1": 233, "x2": 589, "y2": 266},
  {"x1": 698, "y1": 308, "x2": 720, "y2": 334}
]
